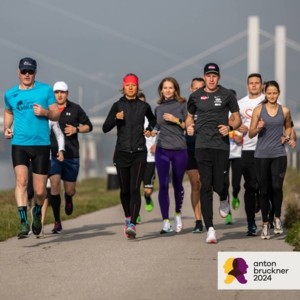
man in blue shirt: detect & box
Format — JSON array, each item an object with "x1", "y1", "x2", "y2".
[{"x1": 4, "y1": 57, "x2": 60, "y2": 239}]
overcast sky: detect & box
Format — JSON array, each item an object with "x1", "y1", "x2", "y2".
[{"x1": 1, "y1": 0, "x2": 300, "y2": 119}]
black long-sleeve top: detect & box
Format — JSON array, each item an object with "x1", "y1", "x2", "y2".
[
  {"x1": 51, "y1": 100, "x2": 93, "y2": 158},
  {"x1": 102, "y1": 96, "x2": 156, "y2": 153}
]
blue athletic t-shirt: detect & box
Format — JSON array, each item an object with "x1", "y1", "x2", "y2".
[{"x1": 4, "y1": 81, "x2": 56, "y2": 146}]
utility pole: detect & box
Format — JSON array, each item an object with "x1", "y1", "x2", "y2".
[
  {"x1": 248, "y1": 16, "x2": 260, "y2": 74},
  {"x1": 275, "y1": 26, "x2": 286, "y2": 104}
]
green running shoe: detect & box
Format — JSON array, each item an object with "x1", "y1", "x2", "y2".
[
  {"x1": 136, "y1": 216, "x2": 142, "y2": 224},
  {"x1": 145, "y1": 199, "x2": 154, "y2": 212},
  {"x1": 31, "y1": 206, "x2": 42, "y2": 236},
  {"x1": 232, "y1": 197, "x2": 240, "y2": 210},
  {"x1": 17, "y1": 223, "x2": 30, "y2": 239},
  {"x1": 224, "y1": 213, "x2": 233, "y2": 225}
]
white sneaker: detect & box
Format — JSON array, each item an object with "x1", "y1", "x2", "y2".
[
  {"x1": 274, "y1": 218, "x2": 283, "y2": 234},
  {"x1": 219, "y1": 199, "x2": 230, "y2": 218},
  {"x1": 160, "y1": 219, "x2": 173, "y2": 234},
  {"x1": 173, "y1": 214, "x2": 183, "y2": 233},
  {"x1": 206, "y1": 227, "x2": 217, "y2": 243},
  {"x1": 261, "y1": 224, "x2": 271, "y2": 239}
]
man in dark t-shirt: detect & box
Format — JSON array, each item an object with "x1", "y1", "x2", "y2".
[{"x1": 186, "y1": 63, "x2": 241, "y2": 244}]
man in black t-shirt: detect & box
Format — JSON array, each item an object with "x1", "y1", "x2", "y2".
[{"x1": 186, "y1": 63, "x2": 241, "y2": 244}]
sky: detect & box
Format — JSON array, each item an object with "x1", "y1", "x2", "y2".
[{"x1": 1, "y1": 0, "x2": 300, "y2": 119}]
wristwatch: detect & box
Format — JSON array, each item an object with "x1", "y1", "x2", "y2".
[{"x1": 177, "y1": 119, "x2": 183, "y2": 126}]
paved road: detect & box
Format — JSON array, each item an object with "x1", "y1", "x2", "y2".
[{"x1": 0, "y1": 182, "x2": 298, "y2": 300}]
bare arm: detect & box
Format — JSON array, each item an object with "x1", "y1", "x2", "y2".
[
  {"x1": 33, "y1": 103, "x2": 60, "y2": 121},
  {"x1": 4, "y1": 109, "x2": 13, "y2": 139},
  {"x1": 218, "y1": 111, "x2": 242, "y2": 136},
  {"x1": 248, "y1": 106, "x2": 263, "y2": 138},
  {"x1": 185, "y1": 112, "x2": 194, "y2": 136}
]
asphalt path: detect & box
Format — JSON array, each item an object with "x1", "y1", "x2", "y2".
[{"x1": 0, "y1": 182, "x2": 298, "y2": 300}]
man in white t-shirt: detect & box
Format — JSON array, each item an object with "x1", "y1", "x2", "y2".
[{"x1": 238, "y1": 73, "x2": 265, "y2": 236}]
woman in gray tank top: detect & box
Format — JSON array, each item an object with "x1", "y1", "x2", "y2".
[{"x1": 248, "y1": 81, "x2": 293, "y2": 240}]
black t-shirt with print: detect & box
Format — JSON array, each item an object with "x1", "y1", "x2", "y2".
[{"x1": 187, "y1": 85, "x2": 239, "y2": 151}]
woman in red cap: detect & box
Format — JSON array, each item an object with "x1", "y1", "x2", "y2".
[{"x1": 102, "y1": 74, "x2": 156, "y2": 239}]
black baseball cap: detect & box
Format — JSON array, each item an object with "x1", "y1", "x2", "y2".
[
  {"x1": 204, "y1": 63, "x2": 220, "y2": 75},
  {"x1": 19, "y1": 57, "x2": 37, "y2": 71}
]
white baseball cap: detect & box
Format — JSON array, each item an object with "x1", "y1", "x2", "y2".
[{"x1": 53, "y1": 81, "x2": 68, "y2": 92}]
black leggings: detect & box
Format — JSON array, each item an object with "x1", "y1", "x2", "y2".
[
  {"x1": 116, "y1": 162, "x2": 146, "y2": 225},
  {"x1": 255, "y1": 156, "x2": 287, "y2": 222}
]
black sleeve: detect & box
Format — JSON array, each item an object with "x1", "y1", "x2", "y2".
[
  {"x1": 78, "y1": 106, "x2": 93, "y2": 132},
  {"x1": 102, "y1": 102, "x2": 119, "y2": 133},
  {"x1": 145, "y1": 103, "x2": 156, "y2": 130},
  {"x1": 187, "y1": 95, "x2": 196, "y2": 115}
]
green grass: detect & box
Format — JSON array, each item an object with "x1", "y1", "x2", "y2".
[
  {"x1": 0, "y1": 177, "x2": 120, "y2": 241},
  {"x1": 283, "y1": 168, "x2": 300, "y2": 251}
]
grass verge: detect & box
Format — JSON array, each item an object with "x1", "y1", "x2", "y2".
[
  {"x1": 0, "y1": 177, "x2": 120, "y2": 241},
  {"x1": 283, "y1": 168, "x2": 300, "y2": 251}
]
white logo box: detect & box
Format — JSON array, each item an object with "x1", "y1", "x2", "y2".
[{"x1": 218, "y1": 252, "x2": 300, "y2": 290}]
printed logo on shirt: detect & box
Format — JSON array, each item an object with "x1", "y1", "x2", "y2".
[
  {"x1": 200, "y1": 95, "x2": 209, "y2": 100},
  {"x1": 214, "y1": 96, "x2": 222, "y2": 106},
  {"x1": 66, "y1": 112, "x2": 71, "y2": 116},
  {"x1": 244, "y1": 108, "x2": 253, "y2": 120},
  {"x1": 16, "y1": 100, "x2": 34, "y2": 111}
]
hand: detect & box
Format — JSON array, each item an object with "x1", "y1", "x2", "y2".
[
  {"x1": 150, "y1": 130, "x2": 158, "y2": 137},
  {"x1": 33, "y1": 104, "x2": 47, "y2": 117},
  {"x1": 150, "y1": 144, "x2": 156, "y2": 154},
  {"x1": 288, "y1": 139, "x2": 297, "y2": 149},
  {"x1": 64, "y1": 124, "x2": 77, "y2": 136},
  {"x1": 187, "y1": 124, "x2": 194, "y2": 136},
  {"x1": 116, "y1": 111, "x2": 124, "y2": 120},
  {"x1": 144, "y1": 130, "x2": 151, "y2": 138},
  {"x1": 257, "y1": 118, "x2": 265, "y2": 131},
  {"x1": 218, "y1": 124, "x2": 230, "y2": 136},
  {"x1": 57, "y1": 151, "x2": 64, "y2": 162},
  {"x1": 163, "y1": 113, "x2": 175, "y2": 122},
  {"x1": 238, "y1": 124, "x2": 248, "y2": 134},
  {"x1": 4, "y1": 128, "x2": 13, "y2": 139}
]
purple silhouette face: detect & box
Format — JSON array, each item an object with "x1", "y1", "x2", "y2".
[{"x1": 225, "y1": 257, "x2": 249, "y2": 284}]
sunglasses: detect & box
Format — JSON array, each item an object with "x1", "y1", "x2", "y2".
[{"x1": 20, "y1": 69, "x2": 35, "y2": 75}]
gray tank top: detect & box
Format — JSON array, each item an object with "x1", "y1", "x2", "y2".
[{"x1": 255, "y1": 104, "x2": 286, "y2": 158}]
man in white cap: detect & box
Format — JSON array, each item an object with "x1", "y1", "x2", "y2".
[{"x1": 48, "y1": 81, "x2": 93, "y2": 233}]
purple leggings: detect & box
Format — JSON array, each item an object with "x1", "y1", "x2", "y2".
[{"x1": 155, "y1": 147, "x2": 188, "y2": 220}]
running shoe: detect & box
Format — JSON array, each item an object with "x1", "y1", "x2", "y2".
[
  {"x1": 125, "y1": 223, "x2": 136, "y2": 239},
  {"x1": 31, "y1": 206, "x2": 42, "y2": 235},
  {"x1": 274, "y1": 218, "x2": 283, "y2": 234},
  {"x1": 160, "y1": 219, "x2": 173, "y2": 234},
  {"x1": 36, "y1": 226, "x2": 45, "y2": 239},
  {"x1": 173, "y1": 213, "x2": 183, "y2": 233},
  {"x1": 232, "y1": 197, "x2": 240, "y2": 210},
  {"x1": 124, "y1": 219, "x2": 131, "y2": 238},
  {"x1": 192, "y1": 220, "x2": 203, "y2": 233},
  {"x1": 261, "y1": 223, "x2": 271, "y2": 239},
  {"x1": 246, "y1": 221, "x2": 257, "y2": 236},
  {"x1": 219, "y1": 199, "x2": 230, "y2": 218},
  {"x1": 206, "y1": 227, "x2": 217, "y2": 244},
  {"x1": 52, "y1": 220, "x2": 63, "y2": 234},
  {"x1": 64, "y1": 193, "x2": 73, "y2": 216},
  {"x1": 136, "y1": 216, "x2": 142, "y2": 224},
  {"x1": 17, "y1": 223, "x2": 30, "y2": 239},
  {"x1": 269, "y1": 218, "x2": 274, "y2": 229},
  {"x1": 224, "y1": 213, "x2": 233, "y2": 225},
  {"x1": 145, "y1": 198, "x2": 154, "y2": 212}
]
